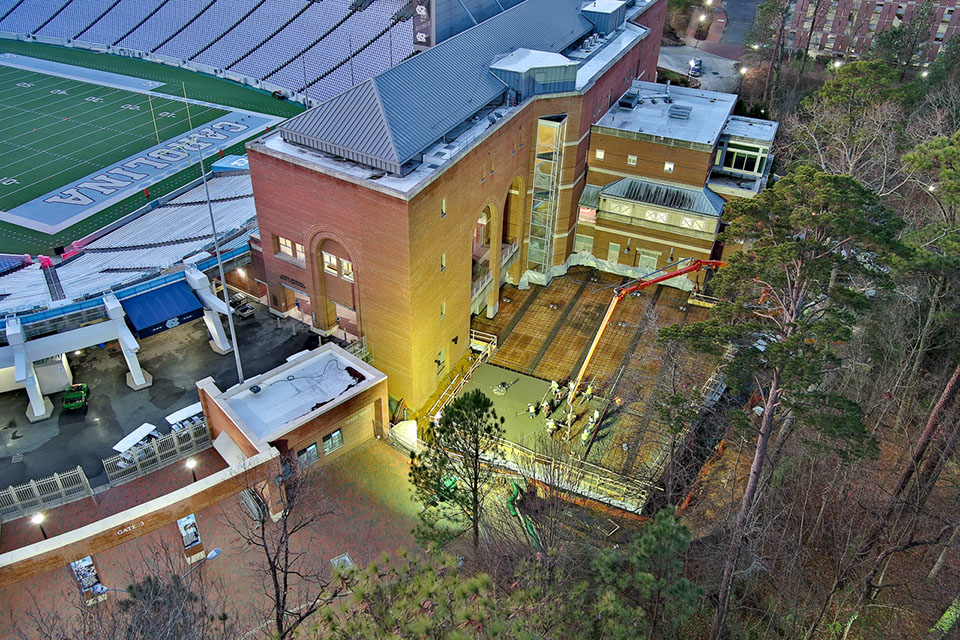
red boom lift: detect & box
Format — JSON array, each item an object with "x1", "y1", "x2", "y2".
[{"x1": 570, "y1": 259, "x2": 725, "y2": 400}]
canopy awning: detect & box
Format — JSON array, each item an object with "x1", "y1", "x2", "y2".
[{"x1": 121, "y1": 281, "x2": 203, "y2": 339}]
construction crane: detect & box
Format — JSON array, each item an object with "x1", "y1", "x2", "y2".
[{"x1": 570, "y1": 259, "x2": 726, "y2": 400}]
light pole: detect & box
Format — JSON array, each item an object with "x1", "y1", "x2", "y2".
[
  {"x1": 91, "y1": 548, "x2": 222, "y2": 596},
  {"x1": 694, "y1": 14, "x2": 707, "y2": 49},
  {"x1": 31, "y1": 512, "x2": 48, "y2": 540},
  {"x1": 186, "y1": 457, "x2": 198, "y2": 483},
  {"x1": 177, "y1": 140, "x2": 244, "y2": 384}
]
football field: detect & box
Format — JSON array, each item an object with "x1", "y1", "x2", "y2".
[{"x1": 0, "y1": 66, "x2": 226, "y2": 212}]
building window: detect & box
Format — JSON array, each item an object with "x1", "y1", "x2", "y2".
[
  {"x1": 574, "y1": 233, "x2": 594, "y2": 253},
  {"x1": 663, "y1": 161, "x2": 675, "y2": 174},
  {"x1": 578, "y1": 206, "x2": 597, "y2": 224},
  {"x1": 607, "y1": 242, "x2": 621, "y2": 262},
  {"x1": 322, "y1": 252, "x2": 338, "y2": 275},
  {"x1": 441, "y1": 198, "x2": 447, "y2": 218},
  {"x1": 297, "y1": 443, "x2": 319, "y2": 467},
  {"x1": 340, "y1": 259, "x2": 354, "y2": 282},
  {"x1": 277, "y1": 237, "x2": 306, "y2": 260},
  {"x1": 436, "y1": 349, "x2": 447, "y2": 376},
  {"x1": 638, "y1": 249, "x2": 660, "y2": 271},
  {"x1": 595, "y1": 149, "x2": 605, "y2": 160},
  {"x1": 440, "y1": 301, "x2": 446, "y2": 317},
  {"x1": 322, "y1": 430, "x2": 343, "y2": 456},
  {"x1": 627, "y1": 154, "x2": 638, "y2": 166},
  {"x1": 440, "y1": 253, "x2": 446, "y2": 271}
]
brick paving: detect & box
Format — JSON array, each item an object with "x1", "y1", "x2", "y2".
[
  {"x1": 0, "y1": 439, "x2": 419, "y2": 639},
  {"x1": 0, "y1": 447, "x2": 227, "y2": 554}
]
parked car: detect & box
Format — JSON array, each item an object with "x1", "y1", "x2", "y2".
[
  {"x1": 688, "y1": 58, "x2": 703, "y2": 77},
  {"x1": 234, "y1": 302, "x2": 256, "y2": 319},
  {"x1": 63, "y1": 383, "x2": 88, "y2": 410}
]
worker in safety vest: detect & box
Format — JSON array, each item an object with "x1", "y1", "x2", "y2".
[{"x1": 528, "y1": 403, "x2": 536, "y2": 419}]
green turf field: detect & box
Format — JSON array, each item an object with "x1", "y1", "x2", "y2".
[
  {"x1": 0, "y1": 67, "x2": 225, "y2": 212},
  {"x1": 0, "y1": 41, "x2": 304, "y2": 255}
]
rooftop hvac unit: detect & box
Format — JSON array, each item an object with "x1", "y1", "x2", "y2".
[{"x1": 668, "y1": 105, "x2": 693, "y2": 120}]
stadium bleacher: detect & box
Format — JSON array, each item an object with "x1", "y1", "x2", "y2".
[
  {"x1": 0, "y1": 174, "x2": 256, "y2": 314},
  {"x1": 0, "y1": 0, "x2": 416, "y2": 102}
]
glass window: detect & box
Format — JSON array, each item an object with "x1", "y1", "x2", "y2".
[
  {"x1": 441, "y1": 198, "x2": 447, "y2": 218},
  {"x1": 663, "y1": 161, "x2": 675, "y2": 174},
  {"x1": 322, "y1": 430, "x2": 343, "y2": 456},
  {"x1": 295, "y1": 243, "x2": 305, "y2": 259},
  {"x1": 340, "y1": 259, "x2": 354, "y2": 281},
  {"x1": 440, "y1": 301, "x2": 446, "y2": 317},
  {"x1": 436, "y1": 349, "x2": 446, "y2": 376},
  {"x1": 627, "y1": 154, "x2": 638, "y2": 166},
  {"x1": 595, "y1": 149, "x2": 605, "y2": 160},
  {"x1": 607, "y1": 242, "x2": 621, "y2": 262},
  {"x1": 278, "y1": 236, "x2": 294, "y2": 257},
  {"x1": 574, "y1": 233, "x2": 594, "y2": 253},
  {"x1": 297, "y1": 443, "x2": 319, "y2": 466},
  {"x1": 638, "y1": 249, "x2": 660, "y2": 271},
  {"x1": 440, "y1": 253, "x2": 446, "y2": 271},
  {"x1": 322, "y1": 252, "x2": 338, "y2": 275}
]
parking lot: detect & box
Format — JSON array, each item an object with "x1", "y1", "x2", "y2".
[{"x1": 0, "y1": 303, "x2": 318, "y2": 489}]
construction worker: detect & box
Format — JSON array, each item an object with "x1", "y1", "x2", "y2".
[
  {"x1": 585, "y1": 383, "x2": 595, "y2": 399},
  {"x1": 545, "y1": 418, "x2": 556, "y2": 432},
  {"x1": 528, "y1": 403, "x2": 536, "y2": 419},
  {"x1": 541, "y1": 399, "x2": 552, "y2": 415},
  {"x1": 592, "y1": 408, "x2": 601, "y2": 424},
  {"x1": 550, "y1": 379, "x2": 559, "y2": 394},
  {"x1": 581, "y1": 425, "x2": 593, "y2": 444}
]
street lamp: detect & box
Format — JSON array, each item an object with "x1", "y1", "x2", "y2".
[
  {"x1": 186, "y1": 457, "x2": 198, "y2": 483},
  {"x1": 694, "y1": 14, "x2": 707, "y2": 49},
  {"x1": 91, "y1": 548, "x2": 222, "y2": 595},
  {"x1": 31, "y1": 512, "x2": 48, "y2": 540},
  {"x1": 175, "y1": 140, "x2": 244, "y2": 385}
]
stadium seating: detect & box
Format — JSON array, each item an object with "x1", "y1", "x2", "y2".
[{"x1": 0, "y1": 0, "x2": 416, "y2": 103}]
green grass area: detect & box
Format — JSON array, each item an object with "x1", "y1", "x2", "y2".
[
  {"x1": 0, "y1": 41, "x2": 305, "y2": 255},
  {"x1": 0, "y1": 67, "x2": 225, "y2": 211},
  {"x1": 0, "y1": 41, "x2": 305, "y2": 118}
]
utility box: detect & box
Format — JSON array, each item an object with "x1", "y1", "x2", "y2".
[{"x1": 490, "y1": 49, "x2": 578, "y2": 100}]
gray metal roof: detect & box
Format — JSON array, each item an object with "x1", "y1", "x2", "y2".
[
  {"x1": 601, "y1": 177, "x2": 724, "y2": 217},
  {"x1": 579, "y1": 184, "x2": 602, "y2": 209},
  {"x1": 279, "y1": 0, "x2": 594, "y2": 174}
]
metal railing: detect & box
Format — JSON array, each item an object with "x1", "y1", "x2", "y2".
[
  {"x1": 0, "y1": 466, "x2": 93, "y2": 522},
  {"x1": 103, "y1": 421, "x2": 212, "y2": 486}
]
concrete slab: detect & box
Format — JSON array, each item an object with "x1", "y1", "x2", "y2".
[
  {"x1": 658, "y1": 45, "x2": 744, "y2": 93},
  {"x1": 25, "y1": 397, "x2": 54, "y2": 424},
  {"x1": 125, "y1": 370, "x2": 153, "y2": 391}
]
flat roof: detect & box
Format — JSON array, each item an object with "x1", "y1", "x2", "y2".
[
  {"x1": 595, "y1": 81, "x2": 737, "y2": 148},
  {"x1": 491, "y1": 49, "x2": 574, "y2": 72},
  {"x1": 220, "y1": 344, "x2": 386, "y2": 444},
  {"x1": 721, "y1": 115, "x2": 779, "y2": 144}
]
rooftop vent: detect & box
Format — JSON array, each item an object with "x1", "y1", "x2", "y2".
[{"x1": 668, "y1": 105, "x2": 693, "y2": 120}]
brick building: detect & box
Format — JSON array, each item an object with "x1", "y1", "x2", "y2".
[
  {"x1": 787, "y1": 0, "x2": 959, "y2": 62},
  {"x1": 248, "y1": 0, "x2": 671, "y2": 410}
]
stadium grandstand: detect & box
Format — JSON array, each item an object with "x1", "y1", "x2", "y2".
[
  {"x1": 0, "y1": 172, "x2": 256, "y2": 315},
  {"x1": 0, "y1": 0, "x2": 532, "y2": 103}
]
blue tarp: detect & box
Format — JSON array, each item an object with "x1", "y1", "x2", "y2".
[{"x1": 121, "y1": 281, "x2": 203, "y2": 339}]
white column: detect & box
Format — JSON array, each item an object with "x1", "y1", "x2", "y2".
[
  {"x1": 185, "y1": 266, "x2": 235, "y2": 355},
  {"x1": 203, "y1": 308, "x2": 233, "y2": 355},
  {"x1": 103, "y1": 294, "x2": 153, "y2": 390},
  {"x1": 5, "y1": 317, "x2": 54, "y2": 422}
]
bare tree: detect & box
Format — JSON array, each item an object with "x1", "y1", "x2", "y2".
[
  {"x1": 225, "y1": 457, "x2": 340, "y2": 640},
  {"x1": 15, "y1": 542, "x2": 237, "y2": 640}
]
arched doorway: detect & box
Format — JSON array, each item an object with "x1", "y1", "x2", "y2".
[
  {"x1": 502, "y1": 175, "x2": 524, "y2": 282},
  {"x1": 316, "y1": 238, "x2": 360, "y2": 341}
]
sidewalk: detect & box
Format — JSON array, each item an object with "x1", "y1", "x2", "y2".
[{"x1": 0, "y1": 447, "x2": 227, "y2": 554}]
